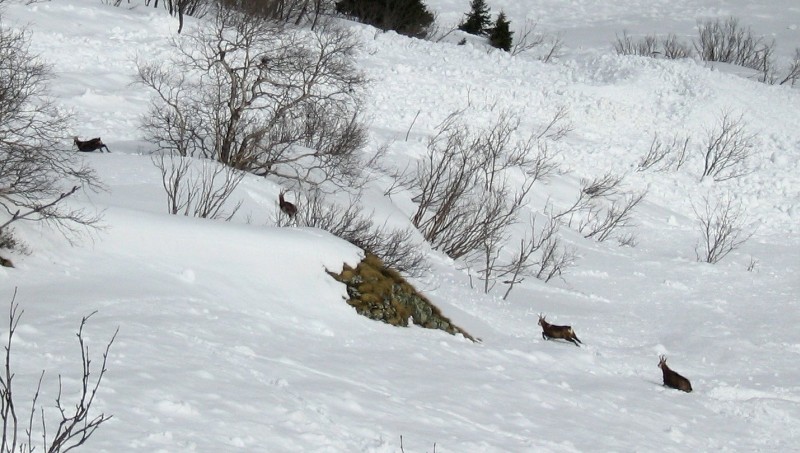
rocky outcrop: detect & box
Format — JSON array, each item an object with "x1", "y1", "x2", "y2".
[{"x1": 329, "y1": 253, "x2": 477, "y2": 342}]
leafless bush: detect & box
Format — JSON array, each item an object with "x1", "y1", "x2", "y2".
[
  {"x1": 511, "y1": 20, "x2": 564, "y2": 62},
  {"x1": 694, "y1": 17, "x2": 774, "y2": 71},
  {"x1": 580, "y1": 190, "x2": 647, "y2": 242},
  {"x1": 152, "y1": 152, "x2": 244, "y2": 220},
  {"x1": 553, "y1": 174, "x2": 646, "y2": 243},
  {"x1": 1, "y1": 290, "x2": 117, "y2": 453},
  {"x1": 637, "y1": 133, "x2": 690, "y2": 172},
  {"x1": 294, "y1": 190, "x2": 428, "y2": 276},
  {"x1": 424, "y1": 14, "x2": 459, "y2": 43},
  {"x1": 581, "y1": 172, "x2": 623, "y2": 199},
  {"x1": 774, "y1": 48, "x2": 800, "y2": 86},
  {"x1": 534, "y1": 233, "x2": 576, "y2": 283},
  {"x1": 692, "y1": 194, "x2": 754, "y2": 264},
  {"x1": 131, "y1": 0, "x2": 211, "y2": 33},
  {"x1": 218, "y1": 0, "x2": 334, "y2": 28},
  {"x1": 614, "y1": 31, "x2": 659, "y2": 57},
  {"x1": 0, "y1": 24, "x2": 102, "y2": 245},
  {"x1": 475, "y1": 214, "x2": 575, "y2": 298},
  {"x1": 700, "y1": 111, "x2": 755, "y2": 181},
  {"x1": 411, "y1": 110, "x2": 562, "y2": 259},
  {"x1": 614, "y1": 31, "x2": 692, "y2": 59},
  {"x1": 662, "y1": 34, "x2": 693, "y2": 59},
  {"x1": 136, "y1": 8, "x2": 366, "y2": 189}
]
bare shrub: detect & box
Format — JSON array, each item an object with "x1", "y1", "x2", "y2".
[
  {"x1": 580, "y1": 190, "x2": 647, "y2": 242},
  {"x1": 131, "y1": 0, "x2": 211, "y2": 33},
  {"x1": 662, "y1": 34, "x2": 693, "y2": 59},
  {"x1": 411, "y1": 110, "x2": 560, "y2": 259},
  {"x1": 136, "y1": 8, "x2": 366, "y2": 189},
  {"x1": 411, "y1": 109, "x2": 569, "y2": 294},
  {"x1": 694, "y1": 17, "x2": 774, "y2": 71},
  {"x1": 479, "y1": 214, "x2": 575, "y2": 298},
  {"x1": 613, "y1": 31, "x2": 659, "y2": 57},
  {"x1": 700, "y1": 111, "x2": 755, "y2": 181},
  {"x1": 218, "y1": 0, "x2": 333, "y2": 28},
  {"x1": 637, "y1": 133, "x2": 690, "y2": 172},
  {"x1": 0, "y1": 24, "x2": 102, "y2": 245},
  {"x1": 553, "y1": 174, "x2": 646, "y2": 243},
  {"x1": 511, "y1": 20, "x2": 564, "y2": 62},
  {"x1": 581, "y1": 172, "x2": 623, "y2": 199},
  {"x1": 152, "y1": 152, "x2": 244, "y2": 220},
  {"x1": 295, "y1": 190, "x2": 428, "y2": 276},
  {"x1": 1, "y1": 290, "x2": 117, "y2": 453},
  {"x1": 776, "y1": 48, "x2": 800, "y2": 86},
  {"x1": 614, "y1": 31, "x2": 692, "y2": 59},
  {"x1": 692, "y1": 194, "x2": 754, "y2": 264}
]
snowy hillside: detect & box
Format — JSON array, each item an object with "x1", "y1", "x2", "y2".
[{"x1": 1, "y1": 0, "x2": 799, "y2": 452}]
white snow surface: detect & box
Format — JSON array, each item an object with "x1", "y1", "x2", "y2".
[{"x1": 2, "y1": 0, "x2": 799, "y2": 451}]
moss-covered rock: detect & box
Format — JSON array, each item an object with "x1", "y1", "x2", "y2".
[{"x1": 329, "y1": 253, "x2": 477, "y2": 342}]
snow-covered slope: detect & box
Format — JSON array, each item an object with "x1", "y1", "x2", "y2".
[{"x1": 2, "y1": 1, "x2": 799, "y2": 451}]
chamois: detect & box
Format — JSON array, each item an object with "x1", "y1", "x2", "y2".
[
  {"x1": 658, "y1": 355, "x2": 693, "y2": 393},
  {"x1": 538, "y1": 314, "x2": 582, "y2": 347},
  {"x1": 73, "y1": 136, "x2": 110, "y2": 153},
  {"x1": 278, "y1": 189, "x2": 297, "y2": 218}
]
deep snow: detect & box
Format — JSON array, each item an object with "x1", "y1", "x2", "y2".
[{"x1": 1, "y1": 0, "x2": 799, "y2": 451}]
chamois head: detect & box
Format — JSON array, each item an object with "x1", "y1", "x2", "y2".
[{"x1": 658, "y1": 355, "x2": 693, "y2": 393}]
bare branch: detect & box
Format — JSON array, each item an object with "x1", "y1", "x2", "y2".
[
  {"x1": 692, "y1": 194, "x2": 755, "y2": 263},
  {"x1": 700, "y1": 111, "x2": 755, "y2": 181}
]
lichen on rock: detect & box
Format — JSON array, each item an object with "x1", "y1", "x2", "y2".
[{"x1": 328, "y1": 253, "x2": 477, "y2": 342}]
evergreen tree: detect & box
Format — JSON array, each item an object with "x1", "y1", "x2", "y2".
[
  {"x1": 336, "y1": 0, "x2": 434, "y2": 38},
  {"x1": 489, "y1": 11, "x2": 513, "y2": 52},
  {"x1": 458, "y1": 0, "x2": 492, "y2": 36}
]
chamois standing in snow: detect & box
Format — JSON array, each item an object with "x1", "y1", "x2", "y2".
[
  {"x1": 538, "y1": 314, "x2": 582, "y2": 347},
  {"x1": 658, "y1": 355, "x2": 693, "y2": 392},
  {"x1": 278, "y1": 189, "x2": 297, "y2": 218},
  {"x1": 73, "y1": 136, "x2": 110, "y2": 153}
]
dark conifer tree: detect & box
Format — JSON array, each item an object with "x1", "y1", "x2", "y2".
[
  {"x1": 336, "y1": 0, "x2": 434, "y2": 38},
  {"x1": 458, "y1": 0, "x2": 492, "y2": 36},
  {"x1": 489, "y1": 11, "x2": 513, "y2": 52}
]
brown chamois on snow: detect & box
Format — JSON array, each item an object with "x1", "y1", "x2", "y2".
[
  {"x1": 73, "y1": 136, "x2": 110, "y2": 153},
  {"x1": 658, "y1": 355, "x2": 693, "y2": 393},
  {"x1": 538, "y1": 314, "x2": 582, "y2": 347},
  {"x1": 278, "y1": 189, "x2": 297, "y2": 218}
]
